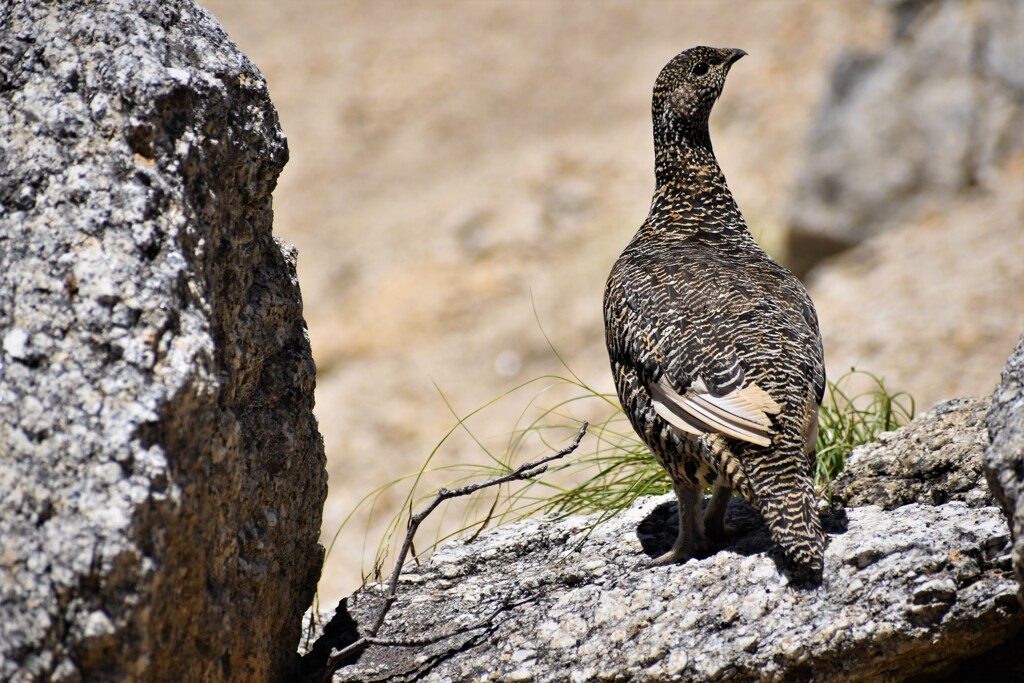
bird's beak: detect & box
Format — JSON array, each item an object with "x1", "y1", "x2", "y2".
[{"x1": 727, "y1": 48, "x2": 747, "y2": 66}]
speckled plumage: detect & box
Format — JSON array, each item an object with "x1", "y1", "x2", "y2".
[{"x1": 604, "y1": 46, "x2": 827, "y2": 575}]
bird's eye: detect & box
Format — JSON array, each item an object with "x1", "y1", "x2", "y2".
[{"x1": 691, "y1": 62, "x2": 709, "y2": 76}]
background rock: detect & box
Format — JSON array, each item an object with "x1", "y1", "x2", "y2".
[
  {"x1": 328, "y1": 497, "x2": 1020, "y2": 682},
  {"x1": 805, "y1": 173, "x2": 1024, "y2": 415},
  {"x1": 832, "y1": 397, "x2": 995, "y2": 510},
  {"x1": 984, "y1": 334, "x2": 1024, "y2": 605},
  {"x1": 0, "y1": 2, "x2": 326, "y2": 681},
  {"x1": 795, "y1": 0, "x2": 1024, "y2": 409},
  {"x1": 786, "y1": 0, "x2": 1024, "y2": 274}
]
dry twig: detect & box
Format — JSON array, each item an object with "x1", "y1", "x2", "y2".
[{"x1": 300, "y1": 422, "x2": 589, "y2": 682}]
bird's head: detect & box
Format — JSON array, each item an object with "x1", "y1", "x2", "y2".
[{"x1": 652, "y1": 46, "x2": 746, "y2": 148}]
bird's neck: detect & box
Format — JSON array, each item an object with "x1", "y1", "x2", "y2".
[{"x1": 648, "y1": 132, "x2": 747, "y2": 237}]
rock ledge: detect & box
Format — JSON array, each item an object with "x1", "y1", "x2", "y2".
[{"x1": 333, "y1": 495, "x2": 1019, "y2": 682}]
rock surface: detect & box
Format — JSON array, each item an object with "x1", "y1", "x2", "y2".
[
  {"x1": 330, "y1": 497, "x2": 1019, "y2": 683},
  {"x1": 320, "y1": 372, "x2": 1024, "y2": 682},
  {"x1": 787, "y1": 0, "x2": 1024, "y2": 274},
  {"x1": 832, "y1": 397, "x2": 995, "y2": 510},
  {"x1": 984, "y1": 334, "x2": 1024, "y2": 605},
  {"x1": 0, "y1": 2, "x2": 326, "y2": 681}
]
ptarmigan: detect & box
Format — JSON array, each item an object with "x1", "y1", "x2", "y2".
[{"x1": 603, "y1": 46, "x2": 827, "y2": 576}]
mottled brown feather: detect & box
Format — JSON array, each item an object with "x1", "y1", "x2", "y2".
[{"x1": 603, "y1": 46, "x2": 826, "y2": 574}]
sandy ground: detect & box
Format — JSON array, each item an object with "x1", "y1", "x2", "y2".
[{"x1": 195, "y1": 1, "x2": 1020, "y2": 606}]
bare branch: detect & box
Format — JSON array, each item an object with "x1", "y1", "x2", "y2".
[{"x1": 307, "y1": 422, "x2": 588, "y2": 682}]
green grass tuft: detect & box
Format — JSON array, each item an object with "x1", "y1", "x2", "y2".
[{"x1": 813, "y1": 368, "x2": 915, "y2": 497}]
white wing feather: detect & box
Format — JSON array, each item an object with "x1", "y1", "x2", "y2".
[{"x1": 650, "y1": 376, "x2": 781, "y2": 447}]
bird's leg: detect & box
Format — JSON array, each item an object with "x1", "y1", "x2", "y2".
[
  {"x1": 703, "y1": 482, "x2": 733, "y2": 540},
  {"x1": 651, "y1": 483, "x2": 706, "y2": 565}
]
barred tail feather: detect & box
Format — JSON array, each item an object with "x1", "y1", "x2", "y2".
[
  {"x1": 758, "y1": 477, "x2": 825, "y2": 575},
  {"x1": 736, "y1": 438, "x2": 825, "y2": 575}
]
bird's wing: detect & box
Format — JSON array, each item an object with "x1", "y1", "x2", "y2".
[
  {"x1": 649, "y1": 375, "x2": 780, "y2": 447},
  {"x1": 605, "y1": 251, "x2": 782, "y2": 447}
]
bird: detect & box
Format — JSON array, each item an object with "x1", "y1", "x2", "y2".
[{"x1": 603, "y1": 46, "x2": 827, "y2": 576}]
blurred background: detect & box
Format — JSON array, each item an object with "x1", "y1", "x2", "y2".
[{"x1": 199, "y1": 0, "x2": 1023, "y2": 605}]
